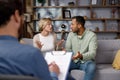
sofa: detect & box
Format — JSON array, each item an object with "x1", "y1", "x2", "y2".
[
  {"x1": 71, "y1": 40, "x2": 120, "y2": 80},
  {"x1": 22, "y1": 38, "x2": 120, "y2": 80}
]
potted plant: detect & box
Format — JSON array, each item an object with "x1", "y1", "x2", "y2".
[{"x1": 37, "y1": 0, "x2": 45, "y2": 6}]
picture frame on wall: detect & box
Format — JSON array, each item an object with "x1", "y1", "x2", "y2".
[
  {"x1": 24, "y1": 13, "x2": 32, "y2": 22},
  {"x1": 63, "y1": 10, "x2": 71, "y2": 19}
]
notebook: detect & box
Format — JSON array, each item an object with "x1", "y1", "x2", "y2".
[{"x1": 45, "y1": 51, "x2": 72, "y2": 80}]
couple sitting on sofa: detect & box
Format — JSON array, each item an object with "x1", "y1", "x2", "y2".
[{"x1": 33, "y1": 16, "x2": 97, "y2": 80}]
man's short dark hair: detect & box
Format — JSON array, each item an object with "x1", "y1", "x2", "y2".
[
  {"x1": 72, "y1": 16, "x2": 85, "y2": 27},
  {"x1": 0, "y1": 0, "x2": 23, "y2": 26}
]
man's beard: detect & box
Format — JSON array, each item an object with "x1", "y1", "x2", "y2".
[{"x1": 72, "y1": 28, "x2": 80, "y2": 34}]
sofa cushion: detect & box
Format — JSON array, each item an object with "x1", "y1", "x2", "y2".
[
  {"x1": 70, "y1": 64, "x2": 120, "y2": 80},
  {"x1": 21, "y1": 38, "x2": 33, "y2": 46},
  {"x1": 112, "y1": 50, "x2": 120, "y2": 70},
  {"x1": 95, "y1": 50, "x2": 117, "y2": 64},
  {"x1": 94, "y1": 64, "x2": 120, "y2": 80},
  {"x1": 71, "y1": 70, "x2": 85, "y2": 80},
  {"x1": 95, "y1": 40, "x2": 120, "y2": 64}
]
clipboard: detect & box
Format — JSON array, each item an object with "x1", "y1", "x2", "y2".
[{"x1": 45, "y1": 51, "x2": 72, "y2": 80}]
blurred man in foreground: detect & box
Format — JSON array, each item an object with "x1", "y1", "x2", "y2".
[{"x1": 0, "y1": 0, "x2": 59, "y2": 80}]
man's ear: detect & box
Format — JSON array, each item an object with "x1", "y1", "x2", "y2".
[
  {"x1": 14, "y1": 10, "x2": 21, "y2": 23},
  {"x1": 78, "y1": 24, "x2": 82, "y2": 29}
]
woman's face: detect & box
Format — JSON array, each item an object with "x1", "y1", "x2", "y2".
[{"x1": 43, "y1": 21, "x2": 53, "y2": 32}]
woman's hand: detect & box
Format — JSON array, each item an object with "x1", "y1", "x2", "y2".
[
  {"x1": 56, "y1": 39, "x2": 64, "y2": 46},
  {"x1": 56, "y1": 39, "x2": 64, "y2": 50},
  {"x1": 35, "y1": 40, "x2": 43, "y2": 49}
]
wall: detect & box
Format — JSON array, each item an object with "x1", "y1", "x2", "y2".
[{"x1": 26, "y1": 0, "x2": 120, "y2": 40}]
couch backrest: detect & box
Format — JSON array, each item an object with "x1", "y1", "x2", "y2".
[
  {"x1": 95, "y1": 40, "x2": 120, "y2": 64},
  {"x1": 21, "y1": 38, "x2": 33, "y2": 46},
  {"x1": 21, "y1": 38, "x2": 120, "y2": 64}
]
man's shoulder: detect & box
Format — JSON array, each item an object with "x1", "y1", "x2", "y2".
[
  {"x1": 19, "y1": 44, "x2": 41, "y2": 54},
  {"x1": 33, "y1": 33, "x2": 40, "y2": 39},
  {"x1": 86, "y1": 30, "x2": 96, "y2": 36},
  {"x1": 68, "y1": 32, "x2": 76, "y2": 36}
]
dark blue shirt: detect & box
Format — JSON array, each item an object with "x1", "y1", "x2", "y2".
[{"x1": 0, "y1": 35, "x2": 58, "y2": 80}]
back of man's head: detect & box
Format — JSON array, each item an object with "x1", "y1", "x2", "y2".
[{"x1": 0, "y1": 0, "x2": 23, "y2": 27}]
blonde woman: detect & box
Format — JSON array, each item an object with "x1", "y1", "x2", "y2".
[{"x1": 33, "y1": 18, "x2": 64, "y2": 56}]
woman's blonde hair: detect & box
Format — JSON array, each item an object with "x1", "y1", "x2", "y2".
[{"x1": 38, "y1": 18, "x2": 52, "y2": 32}]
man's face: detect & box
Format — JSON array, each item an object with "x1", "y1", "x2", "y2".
[{"x1": 71, "y1": 19, "x2": 79, "y2": 33}]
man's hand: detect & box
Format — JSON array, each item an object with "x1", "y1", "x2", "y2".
[
  {"x1": 72, "y1": 51, "x2": 83, "y2": 60},
  {"x1": 35, "y1": 40, "x2": 43, "y2": 49},
  {"x1": 49, "y1": 62, "x2": 60, "y2": 76}
]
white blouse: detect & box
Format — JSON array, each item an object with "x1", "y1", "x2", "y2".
[{"x1": 33, "y1": 33, "x2": 55, "y2": 56}]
